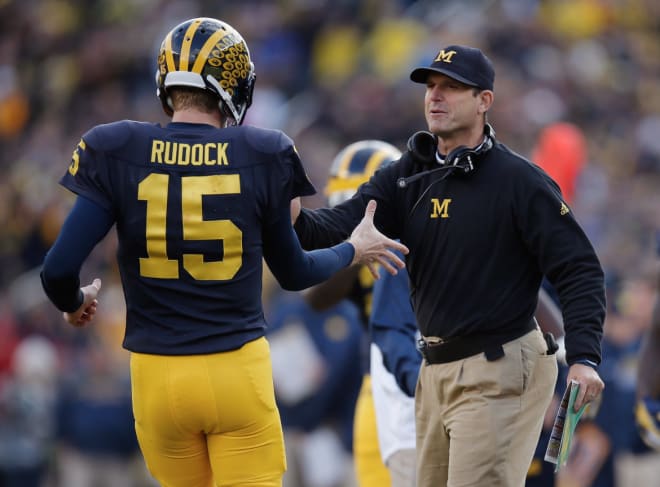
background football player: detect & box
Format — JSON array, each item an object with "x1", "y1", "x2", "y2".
[{"x1": 303, "y1": 140, "x2": 402, "y2": 487}]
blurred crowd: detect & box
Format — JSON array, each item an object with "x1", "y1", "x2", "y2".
[{"x1": 0, "y1": 0, "x2": 658, "y2": 486}]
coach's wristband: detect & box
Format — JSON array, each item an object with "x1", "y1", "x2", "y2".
[{"x1": 571, "y1": 358, "x2": 599, "y2": 370}]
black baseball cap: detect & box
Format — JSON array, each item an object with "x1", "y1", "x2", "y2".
[{"x1": 410, "y1": 45, "x2": 495, "y2": 91}]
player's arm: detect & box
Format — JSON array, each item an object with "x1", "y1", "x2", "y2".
[
  {"x1": 370, "y1": 265, "x2": 421, "y2": 397},
  {"x1": 264, "y1": 200, "x2": 406, "y2": 291},
  {"x1": 40, "y1": 196, "x2": 113, "y2": 315},
  {"x1": 294, "y1": 193, "x2": 369, "y2": 250},
  {"x1": 371, "y1": 318, "x2": 420, "y2": 397}
]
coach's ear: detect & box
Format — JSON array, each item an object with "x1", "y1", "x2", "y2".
[{"x1": 406, "y1": 131, "x2": 438, "y2": 167}]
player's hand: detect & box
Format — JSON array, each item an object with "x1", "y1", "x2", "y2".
[
  {"x1": 290, "y1": 197, "x2": 301, "y2": 224},
  {"x1": 567, "y1": 363, "x2": 604, "y2": 412},
  {"x1": 636, "y1": 397, "x2": 660, "y2": 451},
  {"x1": 348, "y1": 200, "x2": 408, "y2": 278},
  {"x1": 64, "y1": 278, "x2": 102, "y2": 327}
]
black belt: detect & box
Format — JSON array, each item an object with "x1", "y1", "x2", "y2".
[{"x1": 418, "y1": 319, "x2": 538, "y2": 364}]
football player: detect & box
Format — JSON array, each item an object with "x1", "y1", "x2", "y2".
[
  {"x1": 39, "y1": 17, "x2": 406, "y2": 487},
  {"x1": 303, "y1": 140, "x2": 402, "y2": 487}
]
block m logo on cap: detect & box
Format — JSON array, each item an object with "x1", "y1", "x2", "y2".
[{"x1": 434, "y1": 50, "x2": 457, "y2": 63}]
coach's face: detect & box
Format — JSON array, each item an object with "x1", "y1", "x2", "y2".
[{"x1": 424, "y1": 73, "x2": 492, "y2": 139}]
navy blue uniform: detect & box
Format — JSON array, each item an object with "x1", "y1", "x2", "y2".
[
  {"x1": 41, "y1": 120, "x2": 355, "y2": 355},
  {"x1": 348, "y1": 268, "x2": 376, "y2": 374},
  {"x1": 295, "y1": 139, "x2": 605, "y2": 366},
  {"x1": 370, "y1": 261, "x2": 421, "y2": 398}
]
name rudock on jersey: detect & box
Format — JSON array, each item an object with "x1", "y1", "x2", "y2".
[{"x1": 150, "y1": 139, "x2": 230, "y2": 166}]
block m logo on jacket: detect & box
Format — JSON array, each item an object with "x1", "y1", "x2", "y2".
[{"x1": 430, "y1": 198, "x2": 451, "y2": 218}]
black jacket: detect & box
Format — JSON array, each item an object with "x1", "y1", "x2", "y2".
[{"x1": 294, "y1": 135, "x2": 605, "y2": 366}]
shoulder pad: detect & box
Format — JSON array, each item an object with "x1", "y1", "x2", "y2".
[
  {"x1": 240, "y1": 126, "x2": 292, "y2": 154},
  {"x1": 82, "y1": 120, "x2": 153, "y2": 152}
]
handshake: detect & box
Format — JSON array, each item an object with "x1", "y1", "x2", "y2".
[
  {"x1": 291, "y1": 198, "x2": 409, "y2": 280},
  {"x1": 347, "y1": 199, "x2": 408, "y2": 278},
  {"x1": 636, "y1": 396, "x2": 660, "y2": 451}
]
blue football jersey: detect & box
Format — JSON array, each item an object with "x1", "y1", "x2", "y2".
[{"x1": 60, "y1": 120, "x2": 316, "y2": 354}]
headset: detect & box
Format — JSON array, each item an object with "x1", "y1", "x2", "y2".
[
  {"x1": 397, "y1": 123, "x2": 495, "y2": 188},
  {"x1": 398, "y1": 124, "x2": 495, "y2": 217}
]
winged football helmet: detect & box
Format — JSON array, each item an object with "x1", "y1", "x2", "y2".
[
  {"x1": 325, "y1": 140, "x2": 402, "y2": 207},
  {"x1": 156, "y1": 17, "x2": 256, "y2": 126}
]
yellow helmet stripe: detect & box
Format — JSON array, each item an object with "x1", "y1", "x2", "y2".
[
  {"x1": 336, "y1": 146, "x2": 359, "y2": 178},
  {"x1": 192, "y1": 28, "x2": 231, "y2": 74},
  {"x1": 324, "y1": 176, "x2": 370, "y2": 195},
  {"x1": 179, "y1": 19, "x2": 203, "y2": 71},
  {"x1": 164, "y1": 30, "x2": 176, "y2": 73},
  {"x1": 365, "y1": 151, "x2": 388, "y2": 176},
  {"x1": 336, "y1": 148, "x2": 389, "y2": 179}
]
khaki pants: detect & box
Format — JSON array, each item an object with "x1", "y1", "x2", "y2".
[{"x1": 415, "y1": 328, "x2": 558, "y2": 487}]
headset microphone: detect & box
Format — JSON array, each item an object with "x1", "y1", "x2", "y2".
[{"x1": 397, "y1": 165, "x2": 456, "y2": 188}]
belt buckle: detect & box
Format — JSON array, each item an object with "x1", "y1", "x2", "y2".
[
  {"x1": 419, "y1": 336, "x2": 447, "y2": 364},
  {"x1": 424, "y1": 336, "x2": 446, "y2": 347}
]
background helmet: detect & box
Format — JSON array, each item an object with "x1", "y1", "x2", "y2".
[
  {"x1": 156, "y1": 17, "x2": 256, "y2": 125},
  {"x1": 325, "y1": 140, "x2": 402, "y2": 207}
]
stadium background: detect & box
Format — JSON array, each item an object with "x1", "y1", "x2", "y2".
[{"x1": 0, "y1": 0, "x2": 658, "y2": 486}]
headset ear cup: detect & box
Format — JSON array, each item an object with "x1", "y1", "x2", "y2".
[{"x1": 407, "y1": 131, "x2": 438, "y2": 166}]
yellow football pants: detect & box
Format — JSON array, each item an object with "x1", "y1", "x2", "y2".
[
  {"x1": 130, "y1": 337, "x2": 286, "y2": 487},
  {"x1": 353, "y1": 374, "x2": 392, "y2": 487}
]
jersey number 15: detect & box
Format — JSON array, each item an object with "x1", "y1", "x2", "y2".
[{"x1": 138, "y1": 173, "x2": 242, "y2": 281}]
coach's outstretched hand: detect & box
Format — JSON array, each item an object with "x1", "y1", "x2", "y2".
[
  {"x1": 349, "y1": 200, "x2": 408, "y2": 278},
  {"x1": 64, "y1": 278, "x2": 102, "y2": 327}
]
